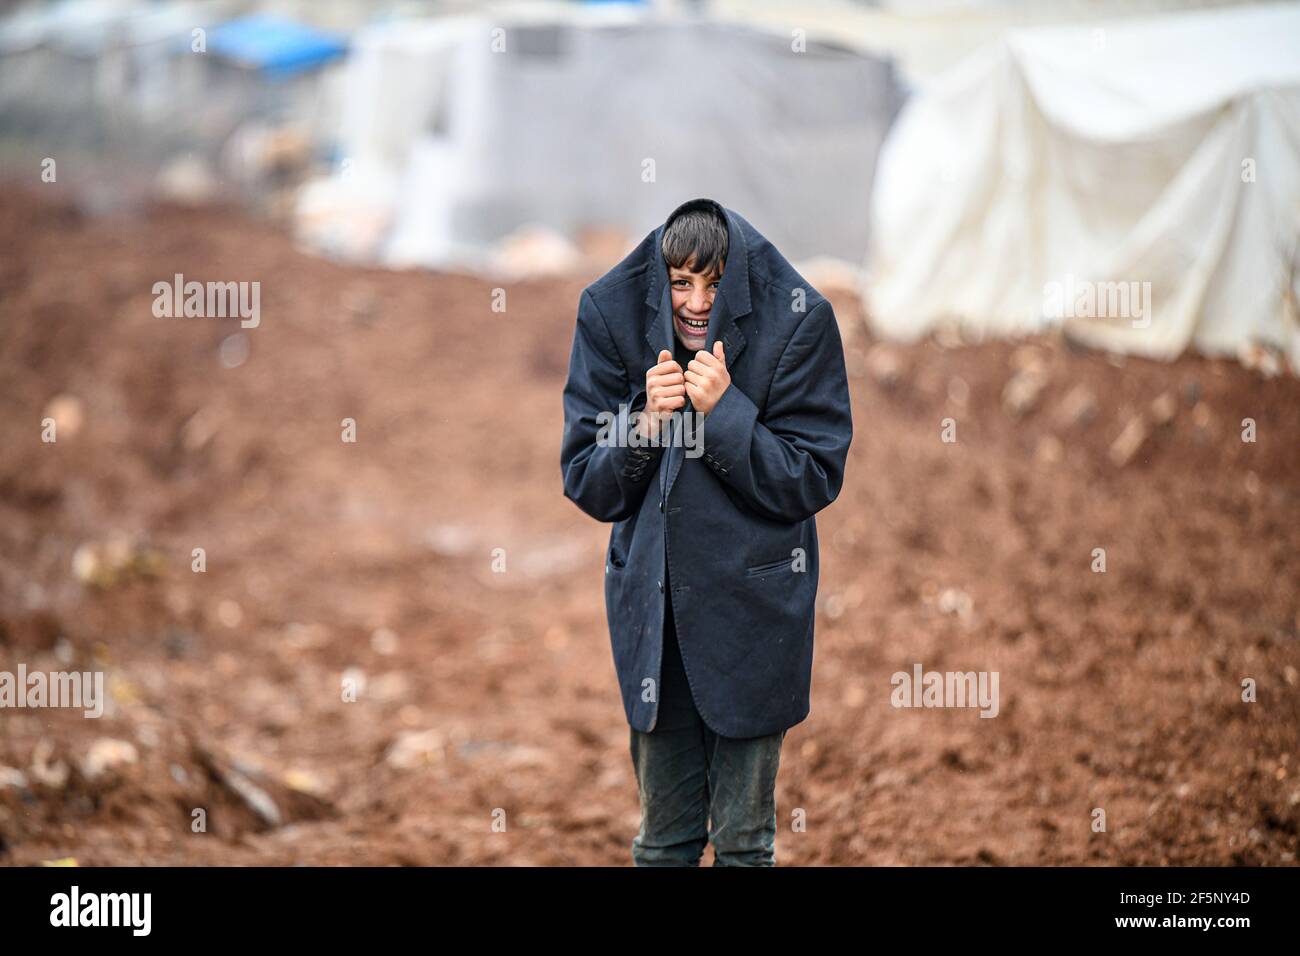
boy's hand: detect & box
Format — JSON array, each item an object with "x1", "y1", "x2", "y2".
[
  {"x1": 685, "y1": 340, "x2": 730, "y2": 416},
  {"x1": 637, "y1": 349, "x2": 685, "y2": 438}
]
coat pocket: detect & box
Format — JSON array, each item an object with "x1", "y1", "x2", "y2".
[{"x1": 744, "y1": 555, "x2": 795, "y2": 577}]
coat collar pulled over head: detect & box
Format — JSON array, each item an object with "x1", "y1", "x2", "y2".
[{"x1": 644, "y1": 198, "x2": 750, "y2": 366}]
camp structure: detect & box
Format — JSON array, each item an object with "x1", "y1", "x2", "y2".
[
  {"x1": 296, "y1": 10, "x2": 903, "y2": 272},
  {"x1": 0, "y1": 3, "x2": 347, "y2": 209},
  {"x1": 861, "y1": 2, "x2": 1300, "y2": 373}
]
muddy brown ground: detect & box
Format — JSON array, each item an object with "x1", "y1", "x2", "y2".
[{"x1": 1, "y1": 186, "x2": 1297, "y2": 865}]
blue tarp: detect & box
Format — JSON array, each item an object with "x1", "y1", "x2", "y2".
[{"x1": 204, "y1": 15, "x2": 347, "y2": 77}]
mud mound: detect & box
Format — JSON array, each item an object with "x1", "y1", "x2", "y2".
[{"x1": 1, "y1": 186, "x2": 1297, "y2": 865}]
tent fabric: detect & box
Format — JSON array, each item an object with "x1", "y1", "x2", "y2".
[
  {"x1": 205, "y1": 15, "x2": 347, "y2": 77},
  {"x1": 862, "y1": 2, "x2": 1300, "y2": 371},
  {"x1": 310, "y1": 14, "x2": 901, "y2": 270}
]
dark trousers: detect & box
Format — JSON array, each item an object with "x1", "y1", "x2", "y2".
[{"x1": 629, "y1": 594, "x2": 787, "y2": 866}]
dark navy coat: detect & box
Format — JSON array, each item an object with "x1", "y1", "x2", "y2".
[{"x1": 560, "y1": 199, "x2": 853, "y2": 739}]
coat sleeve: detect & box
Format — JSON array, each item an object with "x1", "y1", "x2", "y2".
[
  {"x1": 560, "y1": 289, "x2": 665, "y2": 522},
  {"x1": 696, "y1": 299, "x2": 853, "y2": 524}
]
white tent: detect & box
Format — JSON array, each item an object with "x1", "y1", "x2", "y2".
[
  {"x1": 297, "y1": 10, "x2": 902, "y2": 270},
  {"x1": 862, "y1": 2, "x2": 1300, "y2": 372}
]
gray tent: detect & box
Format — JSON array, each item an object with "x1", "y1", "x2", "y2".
[{"x1": 325, "y1": 14, "x2": 902, "y2": 270}]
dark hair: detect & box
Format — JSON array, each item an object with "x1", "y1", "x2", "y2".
[{"x1": 661, "y1": 204, "x2": 728, "y2": 278}]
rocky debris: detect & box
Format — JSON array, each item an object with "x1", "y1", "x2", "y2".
[
  {"x1": 80, "y1": 738, "x2": 138, "y2": 783},
  {"x1": 214, "y1": 599, "x2": 243, "y2": 629},
  {"x1": 42, "y1": 394, "x2": 84, "y2": 438},
  {"x1": 0, "y1": 767, "x2": 28, "y2": 790},
  {"x1": 424, "y1": 524, "x2": 477, "y2": 558},
  {"x1": 370, "y1": 628, "x2": 399, "y2": 655},
  {"x1": 340, "y1": 282, "x2": 381, "y2": 323},
  {"x1": 178, "y1": 405, "x2": 221, "y2": 452},
  {"x1": 1002, "y1": 345, "x2": 1053, "y2": 418},
  {"x1": 501, "y1": 743, "x2": 555, "y2": 770},
  {"x1": 385, "y1": 728, "x2": 446, "y2": 770},
  {"x1": 1109, "y1": 391, "x2": 1180, "y2": 466},
  {"x1": 865, "y1": 344, "x2": 904, "y2": 387},
  {"x1": 281, "y1": 769, "x2": 329, "y2": 798},
  {"x1": 1035, "y1": 434, "x2": 1064, "y2": 464},
  {"x1": 1150, "y1": 390, "x2": 1179, "y2": 427},
  {"x1": 1009, "y1": 344, "x2": 1050, "y2": 373},
  {"x1": 367, "y1": 671, "x2": 411, "y2": 703},
  {"x1": 1053, "y1": 384, "x2": 1099, "y2": 428},
  {"x1": 516, "y1": 537, "x2": 589, "y2": 580},
  {"x1": 190, "y1": 740, "x2": 281, "y2": 830},
  {"x1": 1002, "y1": 367, "x2": 1049, "y2": 417},
  {"x1": 189, "y1": 737, "x2": 334, "y2": 832},
  {"x1": 937, "y1": 587, "x2": 974, "y2": 619},
  {"x1": 29, "y1": 740, "x2": 69, "y2": 790},
  {"x1": 935, "y1": 327, "x2": 960, "y2": 349},
  {"x1": 932, "y1": 322, "x2": 970, "y2": 350},
  {"x1": 947, "y1": 376, "x2": 971, "y2": 409},
  {"x1": 1109, "y1": 415, "x2": 1149, "y2": 467},
  {"x1": 71, "y1": 535, "x2": 166, "y2": 590},
  {"x1": 1237, "y1": 343, "x2": 1284, "y2": 378}
]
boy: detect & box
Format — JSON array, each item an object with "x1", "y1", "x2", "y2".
[{"x1": 560, "y1": 198, "x2": 852, "y2": 865}]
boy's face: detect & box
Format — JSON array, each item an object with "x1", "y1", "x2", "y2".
[{"x1": 668, "y1": 258, "x2": 723, "y2": 352}]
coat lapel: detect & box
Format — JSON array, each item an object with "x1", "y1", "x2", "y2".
[
  {"x1": 645, "y1": 276, "x2": 674, "y2": 362},
  {"x1": 665, "y1": 287, "x2": 741, "y2": 496}
]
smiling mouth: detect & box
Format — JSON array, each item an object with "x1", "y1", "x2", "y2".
[{"x1": 676, "y1": 314, "x2": 708, "y2": 337}]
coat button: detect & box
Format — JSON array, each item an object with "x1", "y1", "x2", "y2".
[
  {"x1": 657, "y1": 579, "x2": 663, "y2": 593},
  {"x1": 658, "y1": 499, "x2": 664, "y2": 511}
]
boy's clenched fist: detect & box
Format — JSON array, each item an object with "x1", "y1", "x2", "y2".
[
  {"x1": 636, "y1": 349, "x2": 685, "y2": 439},
  {"x1": 685, "y1": 340, "x2": 730, "y2": 415}
]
